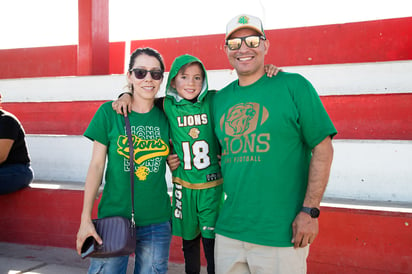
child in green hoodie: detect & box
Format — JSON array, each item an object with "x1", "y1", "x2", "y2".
[
  {"x1": 113, "y1": 54, "x2": 279, "y2": 274},
  {"x1": 116, "y1": 54, "x2": 221, "y2": 273},
  {"x1": 164, "y1": 55, "x2": 223, "y2": 274}
]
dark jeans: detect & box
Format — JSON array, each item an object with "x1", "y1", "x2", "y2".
[
  {"x1": 0, "y1": 164, "x2": 33, "y2": 194},
  {"x1": 183, "y1": 234, "x2": 215, "y2": 274}
]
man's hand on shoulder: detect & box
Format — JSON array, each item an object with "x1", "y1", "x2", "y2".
[
  {"x1": 264, "y1": 64, "x2": 282, "y2": 78},
  {"x1": 112, "y1": 92, "x2": 133, "y2": 116}
]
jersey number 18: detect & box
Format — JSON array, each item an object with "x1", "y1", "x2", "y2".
[{"x1": 182, "y1": 140, "x2": 210, "y2": 170}]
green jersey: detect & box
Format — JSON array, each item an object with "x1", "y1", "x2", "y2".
[
  {"x1": 165, "y1": 54, "x2": 223, "y2": 239},
  {"x1": 212, "y1": 72, "x2": 337, "y2": 247},
  {"x1": 164, "y1": 54, "x2": 222, "y2": 189},
  {"x1": 84, "y1": 101, "x2": 171, "y2": 226}
]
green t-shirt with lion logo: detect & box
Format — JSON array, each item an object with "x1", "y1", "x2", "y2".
[{"x1": 212, "y1": 72, "x2": 337, "y2": 247}]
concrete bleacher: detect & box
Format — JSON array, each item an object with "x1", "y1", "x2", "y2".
[
  {"x1": 2, "y1": 66, "x2": 411, "y2": 273},
  {"x1": 0, "y1": 181, "x2": 189, "y2": 266},
  {"x1": 1, "y1": 180, "x2": 411, "y2": 273}
]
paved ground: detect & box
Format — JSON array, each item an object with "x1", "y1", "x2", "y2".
[{"x1": 0, "y1": 242, "x2": 206, "y2": 273}]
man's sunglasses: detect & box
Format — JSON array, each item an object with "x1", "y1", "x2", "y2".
[
  {"x1": 130, "y1": 68, "x2": 163, "y2": 80},
  {"x1": 225, "y1": 35, "x2": 266, "y2": 51}
]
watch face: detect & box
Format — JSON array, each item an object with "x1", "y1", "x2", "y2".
[{"x1": 310, "y1": 208, "x2": 320, "y2": 218}]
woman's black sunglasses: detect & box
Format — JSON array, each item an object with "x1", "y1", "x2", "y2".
[{"x1": 130, "y1": 68, "x2": 163, "y2": 80}]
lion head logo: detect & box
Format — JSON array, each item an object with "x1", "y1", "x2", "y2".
[
  {"x1": 136, "y1": 166, "x2": 150, "y2": 180},
  {"x1": 220, "y1": 102, "x2": 268, "y2": 137},
  {"x1": 188, "y1": 127, "x2": 200, "y2": 139},
  {"x1": 226, "y1": 103, "x2": 256, "y2": 135}
]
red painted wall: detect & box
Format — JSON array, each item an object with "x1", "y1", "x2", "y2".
[
  {"x1": 0, "y1": 42, "x2": 126, "y2": 79},
  {"x1": 0, "y1": 17, "x2": 411, "y2": 79},
  {"x1": 77, "y1": 0, "x2": 110, "y2": 76},
  {"x1": 0, "y1": 46, "x2": 78, "y2": 79},
  {"x1": 1, "y1": 187, "x2": 411, "y2": 273},
  {"x1": 3, "y1": 93, "x2": 412, "y2": 140},
  {"x1": 1, "y1": 16, "x2": 412, "y2": 273},
  {"x1": 132, "y1": 17, "x2": 412, "y2": 70}
]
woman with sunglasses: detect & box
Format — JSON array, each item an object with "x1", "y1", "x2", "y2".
[
  {"x1": 76, "y1": 47, "x2": 172, "y2": 274},
  {"x1": 113, "y1": 53, "x2": 279, "y2": 274}
]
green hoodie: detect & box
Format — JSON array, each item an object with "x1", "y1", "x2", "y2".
[
  {"x1": 165, "y1": 54, "x2": 209, "y2": 103},
  {"x1": 163, "y1": 54, "x2": 222, "y2": 188}
]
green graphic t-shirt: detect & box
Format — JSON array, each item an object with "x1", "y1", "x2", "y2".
[
  {"x1": 84, "y1": 101, "x2": 171, "y2": 226},
  {"x1": 164, "y1": 54, "x2": 222, "y2": 189},
  {"x1": 212, "y1": 72, "x2": 337, "y2": 247}
]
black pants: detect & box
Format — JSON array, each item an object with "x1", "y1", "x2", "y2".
[{"x1": 182, "y1": 234, "x2": 215, "y2": 274}]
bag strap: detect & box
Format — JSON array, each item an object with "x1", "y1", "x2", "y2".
[{"x1": 124, "y1": 116, "x2": 136, "y2": 227}]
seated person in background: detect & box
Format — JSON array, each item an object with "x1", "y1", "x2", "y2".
[{"x1": 0, "y1": 93, "x2": 33, "y2": 194}]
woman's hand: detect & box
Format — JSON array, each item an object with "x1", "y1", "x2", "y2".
[
  {"x1": 76, "y1": 218, "x2": 103, "y2": 255},
  {"x1": 112, "y1": 93, "x2": 133, "y2": 116}
]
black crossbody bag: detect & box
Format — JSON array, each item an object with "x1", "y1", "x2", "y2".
[{"x1": 81, "y1": 116, "x2": 136, "y2": 258}]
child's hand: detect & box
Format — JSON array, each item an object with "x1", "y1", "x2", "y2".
[
  {"x1": 112, "y1": 93, "x2": 133, "y2": 116},
  {"x1": 264, "y1": 64, "x2": 282, "y2": 77},
  {"x1": 167, "y1": 154, "x2": 180, "y2": 171}
]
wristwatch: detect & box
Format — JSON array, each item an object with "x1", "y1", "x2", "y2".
[{"x1": 301, "y1": 207, "x2": 320, "y2": 218}]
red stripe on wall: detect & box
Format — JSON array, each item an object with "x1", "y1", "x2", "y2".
[
  {"x1": 0, "y1": 17, "x2": 411, "y2": 79},
  {"x1": 131, "y1": 17, "x2": 412, "y2": 70},
  {"x1": 3, "y1": 101, "x2": 106, "y2": 135},
  {"x1": 0, "y1": 42, "x2": 125, "y2": 80},
  {"x1": 267, "y1": 17, "x2": 412, "y2": 67},
  {"x1": 0, "y1": 46, "x2": 78, "y2": 79},
  {"x1": 323, "y1": 93, "x2": 412, "y2": 140},
  {"x1": 1, "y1": 187, "x2": 411, "y2": 272},
  {"x1": 3, "y1": 93, "x2": 412, "y2": 139},
  {"x1": 309, "y1": 207, "x2": 412, "y2": 274},
  {"x1": 109, "y1": 41, "x2": 125, "y2": 74},
  {"x1": 130, "y1": 33, "x2": 227, "y2": 71}
]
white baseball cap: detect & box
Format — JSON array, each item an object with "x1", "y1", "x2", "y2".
[{"x1": 226, "y1": 14, "x2": 265, "y2": 40}]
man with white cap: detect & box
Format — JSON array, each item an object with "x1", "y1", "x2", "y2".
[{"x1": 212, "y1": 14, "x2": 337, "y2": 273}]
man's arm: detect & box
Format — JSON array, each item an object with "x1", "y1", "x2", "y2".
[
  {"x1": 291, "y1": 136, "x2": 334, "y2": 248},
  {"x1": 112, "y1": 93, "x2": 133, "y2": 116},
  {"x1": 112, "y1": 93, "x2": 165, "y2": 115},
  {"x1": 304, "y1": 136, "x2": 334, "y2": 207}
]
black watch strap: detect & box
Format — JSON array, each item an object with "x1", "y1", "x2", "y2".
[{"x1": 301, "y1": 207, "x2": 320, "y2": 218}]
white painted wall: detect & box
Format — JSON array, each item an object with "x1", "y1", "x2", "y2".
[
  {"x1": 3, "y1": 61, "x2": 412, "y2": 103},
  {"x1": 2, "y1": 61, "x2": 412, "y2": 203},
  {"x1": 26, "y1": 135, "x2": 91, "y2": 183},
  {"x1": 25, "y1": 136, "x2": 412, "y2": 203},
  {"x1": 26, "y1": 135, "x2": 174, "y2": 190},
  {"x1": 326, "y1": 140, "x2": 412, "y2": 202}
]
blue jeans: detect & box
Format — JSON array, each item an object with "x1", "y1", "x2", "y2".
[
  {"x1": 88, "y1": 220, "x2": 172, "y2": 274},
  {"x1": 0, "y1": 164, "x2": 33, "y2": 195}
]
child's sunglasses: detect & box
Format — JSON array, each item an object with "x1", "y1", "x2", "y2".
[
  {"x1": 130, "y1": 68, "x2": 163, "y2": 80},
  {"x1": 225, "y1": 35, "x2": 266, "y2": 51}
]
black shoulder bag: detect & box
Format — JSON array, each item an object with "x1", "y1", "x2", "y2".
[{"x1": 81, "y1": 116, "x2": 136, "y2": 258}]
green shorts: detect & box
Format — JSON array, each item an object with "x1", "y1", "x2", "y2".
[{"x1": 172, "y1": 183, "x2": 223, "y2": 240}]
